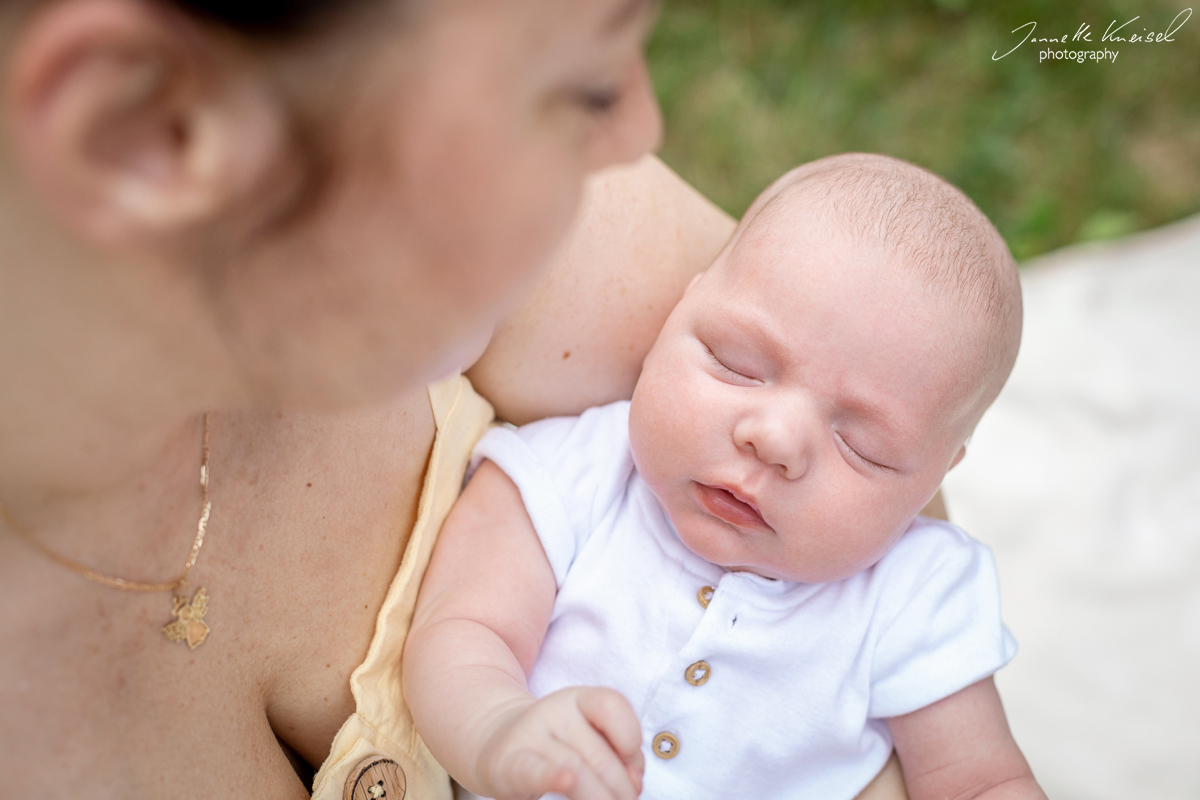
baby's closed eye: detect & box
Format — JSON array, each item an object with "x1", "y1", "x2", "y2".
[
  {"x1": 835, "y1": 430, "x2": 892, "y2": 472},
  {"x1": 702, "y1": 341, "x2": 761, "y2": 385}
]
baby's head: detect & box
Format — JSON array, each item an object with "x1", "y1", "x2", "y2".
[{"x1": 629, "y1": 153, "x2": 1021, "y2": 583}]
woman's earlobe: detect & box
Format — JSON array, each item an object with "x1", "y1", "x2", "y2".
[{"x1": 5, "y1": 0, "x2": 288, "y2": 250}]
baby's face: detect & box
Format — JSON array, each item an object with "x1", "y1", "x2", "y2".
[{"x1": 629, "y1": 212, "x2": 989, "y2": 583}]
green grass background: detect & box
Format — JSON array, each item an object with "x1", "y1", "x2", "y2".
[{"x1": 647, "y1": 0, "x2": 1200, "y2": 260}]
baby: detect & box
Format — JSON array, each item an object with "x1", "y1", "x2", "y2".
[{"x1": 404, "y1": 154, "x2": 1044, "y2": 800}]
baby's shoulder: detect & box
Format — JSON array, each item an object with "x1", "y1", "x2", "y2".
[
  {"x1": 473, "y1": 400, "x2": 635, "y2": 532},
  {"x1": 506, "y1": 400, "x2": 630, "y2": 457},
  {"x1": 868, "y1": 516, "x2": 996, "y2": 587},
  {"x1": 847, "y1": 518, "x2": 1006, "y2": 647},
  {"x1": 499, "y1": 401, "x2": 632, "y2": 484},
  {"x1": 894, "y1": 515, "x2": 980, "y2": 551}
]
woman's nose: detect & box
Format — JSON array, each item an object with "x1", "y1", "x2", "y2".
[{"x1": 733, "y1": 403, "x2": 811, "y2": 481}]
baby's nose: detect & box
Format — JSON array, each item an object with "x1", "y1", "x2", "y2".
[{"x1": 733, "y1": 405, "x2": 811, "y2": 480}]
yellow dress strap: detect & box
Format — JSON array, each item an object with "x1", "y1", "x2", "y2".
[
  {"x1": 312, "y1": 372, "x2": 495, "y2": 800},
  {"x1": 428, "y1": 371, "x2": 464, "y2": 430}
]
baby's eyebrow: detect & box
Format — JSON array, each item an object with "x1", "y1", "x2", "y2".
[
  {"x1": 838, "y1": 393, "x2": 918, "y2": 452},
  {"x1": 709, "y1": 306, "x2": 788, "y2": 358},
  {"x1": 841, "y1": 393, "x2": 896, "y2": 426}
]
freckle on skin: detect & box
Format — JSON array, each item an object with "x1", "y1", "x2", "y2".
[
  {"x1": 306, "y1": 482, "x2": 312, "y2": 488},
  {"x1": 562, "y1": 350, "x2": 571, "y2": 360}
]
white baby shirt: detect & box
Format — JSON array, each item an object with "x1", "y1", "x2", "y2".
[{"x1": 471, "y1": 401, "x2": 1016, "y2": 800}]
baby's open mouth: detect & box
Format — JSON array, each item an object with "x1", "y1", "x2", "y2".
[{"x1": 693, "y1": 483, "x2": 774, "y2": 533}]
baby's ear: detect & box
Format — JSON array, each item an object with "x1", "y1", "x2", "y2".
[{"x1": 949, "y1": 445, "x2": 967, "y2": 470}]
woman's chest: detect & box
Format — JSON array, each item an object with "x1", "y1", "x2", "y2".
[
  {"x1": 0, "y1": 587, "x2": 307, "y2": 795},
  {"x1": 0, "y1": 393, "x2": 437, "y2": 795}
]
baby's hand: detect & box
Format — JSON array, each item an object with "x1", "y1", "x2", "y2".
[{"x1": 474, "y1": 686, "x2": 644, "y2": 800}]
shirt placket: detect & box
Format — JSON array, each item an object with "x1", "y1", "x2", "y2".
[{"x1": 639, "y1": 573, "x2": 745, "y2": 774}]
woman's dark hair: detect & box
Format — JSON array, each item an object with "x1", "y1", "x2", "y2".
[{"x1": 169, "y1": 0, "x2": 367, "y2": 36}]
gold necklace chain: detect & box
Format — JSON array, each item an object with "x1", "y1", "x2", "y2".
[{"x1": 0, "y1": 413, "x2": 214, "y2": 649}]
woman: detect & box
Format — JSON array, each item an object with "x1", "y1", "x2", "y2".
[{"x1": 0, "y1": 1, "x2": 915, "y2": 797}]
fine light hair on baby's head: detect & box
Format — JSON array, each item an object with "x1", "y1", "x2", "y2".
[{"x1": 734, "y1": 153, "x2": 1022, "y2": 403}]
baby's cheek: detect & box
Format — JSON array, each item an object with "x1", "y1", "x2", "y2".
[
  {"x1": 780, "y1": 506, "x2": 872, "y2": 582},
  {"x1": 629, "y1": 387, "x2": 676, "y2": 485},
  {"x1": 635, "y1": 371, "x2": 691, "y2": 450}
]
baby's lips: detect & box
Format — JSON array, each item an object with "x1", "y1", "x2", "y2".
[
  {"x1": 695, "y1": 482, "x2": 775, "y2": 533},
  {"x1": 725, "y1": 484, "x2": 766, "y2": 519}
]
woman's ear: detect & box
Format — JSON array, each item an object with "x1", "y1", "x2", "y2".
[{"x1": 4, "y1": 0, "x2": 289, "y2": 250}]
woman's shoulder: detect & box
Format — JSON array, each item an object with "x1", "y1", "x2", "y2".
[{"x1": 468, "y1": 157, "x2": 734, "y2": 424}]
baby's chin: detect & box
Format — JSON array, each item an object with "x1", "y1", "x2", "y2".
[
  {"x1": 726, "y1": 563, "x2": 862, "y2": 584},
  {"x1": 679, "y1": 534, "x2": 820, "y2": 584},
  {"x1": 714, "y1": 541, "x2": 900, "y2": 585},
  {"x1": 672, "y1": 516, "x2": 852, "y2": 584}
]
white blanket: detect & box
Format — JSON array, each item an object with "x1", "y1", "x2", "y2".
[{"x1": 943, "y1": 215, "x2": 1200, "y2": 800}]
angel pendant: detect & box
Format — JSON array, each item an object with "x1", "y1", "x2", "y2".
[{"x1": 162, "y1": 587, "x2": 210, "y2": 649}]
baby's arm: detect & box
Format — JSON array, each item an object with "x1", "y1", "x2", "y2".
[
  {"x1": 887, "y1": 677, "x2": 1047, "y2": 800},
  {"x1": 403, "y1": 460, "x2": 644, "y2": 800}
]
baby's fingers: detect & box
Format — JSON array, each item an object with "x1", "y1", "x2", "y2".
[
  {"x1": 577, "y1": 688, "x2": 643, "y2": 760},
  {"x1": 490, "y1": 744, "x2": 577, "y2": 798},
  {"x1": 494, "y1": 740, "x2": 624, "y2": 800},
  {"x1": 546, "y1": 690, "x2": 638, "y2": 799},
  {"x1": 576, "y1": 688, "x2": 644, "y2": 794}
]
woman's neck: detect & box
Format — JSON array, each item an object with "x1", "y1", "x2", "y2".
[{"x1": 0, "y1": 159, "x2": 243, "y2": 521}]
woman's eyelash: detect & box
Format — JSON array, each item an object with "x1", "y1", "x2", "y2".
[{"x1": 576, "y1": 87, "x2": 620, "y2": 115}]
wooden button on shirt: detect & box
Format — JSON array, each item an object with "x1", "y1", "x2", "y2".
[
  {"x1": 344, "y1": 757, "x2": 406, "y2": 800},
  {"x1": 697, "y1": 586, "x2": 714, "y2": 608},
  {"x1": 652, "y1": 732, "x2": 680, "y2": 759},
  {"x1": 685, "y1": 660, "x2": 711, "y2": 686}
]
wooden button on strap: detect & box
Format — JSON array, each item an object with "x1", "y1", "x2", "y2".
[
  {"x1": 685, "y1": 660, "x2": 711, "y2": 686},
  {"x1": 697, "y1": 586, "x2": 715, "y2": 608},
  {"x1": 344, "y1": 756, "x2": 407, "y2": 800},
  {"x1": 652, "y1": 731, "x2": 680, "y2": 759}
]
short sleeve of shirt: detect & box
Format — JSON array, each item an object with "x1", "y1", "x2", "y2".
[
  {"x1": 868, "y1": 519, "x2": 1018, "y2": 719},
  {"x1": 470, "y1": 401, "x2": 635, "y2": 587}
]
